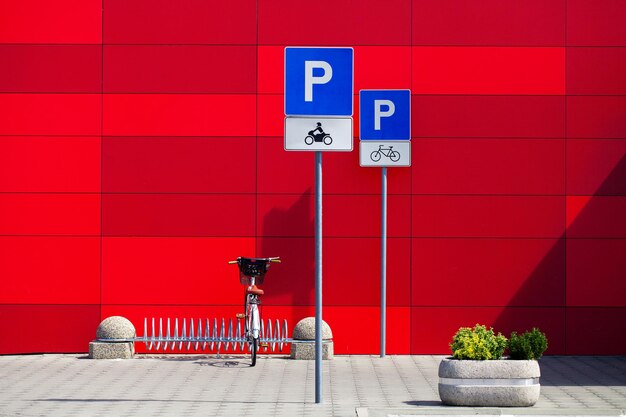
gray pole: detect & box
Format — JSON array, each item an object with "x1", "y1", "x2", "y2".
[
  {"x1": 315, "y1": 151, "x2": 323, "y2": 403},
  {"x1": 380, "y1": 167, "x2": 387, "y2": 358}
]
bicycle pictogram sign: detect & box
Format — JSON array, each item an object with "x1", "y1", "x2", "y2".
[{"x1": 370, "y1": 144, "x2": 400, "y2": 162}]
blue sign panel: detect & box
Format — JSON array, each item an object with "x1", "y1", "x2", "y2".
[
  {"x1": 359, "y1": 90, "x2": 411, "y2": 140},
  {"x1": 285, "y1": 47, "x2": 353, "y2": 116}
]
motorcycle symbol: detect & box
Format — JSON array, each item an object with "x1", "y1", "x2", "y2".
[{"x1": 305, "y1": 122, "x2": 333, "y2": 145}]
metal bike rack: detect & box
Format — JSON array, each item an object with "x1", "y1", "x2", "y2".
[{"x1": 125, "y1": 317, "x2": 292, "y2": 354}]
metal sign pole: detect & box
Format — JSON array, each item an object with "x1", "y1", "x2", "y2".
[
  {"x1": 315, "y1": 151, "x2": 323, "y2": 403},
  {"x1": 380, "y1": 166, "x2": 388, "y2": 358}
]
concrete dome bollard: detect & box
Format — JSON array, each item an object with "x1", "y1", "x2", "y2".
[
  {"x1": 89, "y1": 316, "x2": 136, "y2": 359},
  {"x1": 290, "y1": 317, "x2": 333, "y2": 360}
]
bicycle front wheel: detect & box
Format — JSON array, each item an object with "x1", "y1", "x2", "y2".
[
  {"x1": 370, "y1": 151, "x2": 381, "y2": 162},
  {"x1": 249, "y1": 303, "x2": 260, "y2": 367},
  {"x1": 251, "y1": 337, "x2": 258, "y2": 367}
]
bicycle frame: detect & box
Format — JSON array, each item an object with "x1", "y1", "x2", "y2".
[
  {"x1": 370, "y1": 145, "x2": 401, "y2": 163},
  {"x1": 245, "y1": 277, "x2": 261, "y2": 339}
]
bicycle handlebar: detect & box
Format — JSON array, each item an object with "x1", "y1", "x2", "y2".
[{"x1": 228, "y1": 257, "x2": 281, "y2": 264}]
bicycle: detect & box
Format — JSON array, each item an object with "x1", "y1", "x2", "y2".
[
  {"x1": 370, "y1": 144, "x2": 401, "y2": 162},
  {"x1": 228, "y1": 256, "x2": 280, "y2": 366}
]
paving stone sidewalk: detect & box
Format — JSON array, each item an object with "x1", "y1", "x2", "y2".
[{"x1": 0, "y1": 354, "x2": 624, "y2": 417}]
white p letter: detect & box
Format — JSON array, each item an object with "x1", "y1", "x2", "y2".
[
  {"x1": 374, "y1": 100, "x2": 395, "y2": 130},
  {"x1": 305, "y1": 61, "x2": 332, "y2": 102}
]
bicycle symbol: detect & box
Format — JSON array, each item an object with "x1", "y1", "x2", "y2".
[
  {"x1": 305, "y1": 122, "x2": 333, "y2": 146},
  {"x1": 370, "y1": 145, "x2": 400, "y2": 162}
]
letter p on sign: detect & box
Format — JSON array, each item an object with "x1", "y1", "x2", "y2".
[
  {"x1": 305, "y1": 61, "x2": 333, "y2": 102},
  {"x1": 374, "y1": 100, "x2": 395, "y2": 130}
]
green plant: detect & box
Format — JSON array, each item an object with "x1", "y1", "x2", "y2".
[
  {"x1": 450, "y1": 324, "x2": 508, "y2": 360},
  {"x1": 508, "y1": 328, "x2": 548, "y2": 360}
]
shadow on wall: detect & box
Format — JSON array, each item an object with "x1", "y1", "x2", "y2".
[
  {"x1": 492, "y1": 154, "x2": 626, "y2": 355},
  {"x1": 258, "y1": 190, "x2": 315, "y2": 312}
]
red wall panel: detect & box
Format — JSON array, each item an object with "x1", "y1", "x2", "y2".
[
  {"x1": 325, "y1": 195, "x2": 411, "y2": 237},
  {"x1": 257, "y1": 137, "x2": 315, "y2": 194},
  {"x1": 324, "y1": 238, "x2": 411, "y2": 307},
  {"x1": 257, "y1": 194, "x2": 411, "y2": 238},
  {"x1": 326, "y1": 307, "x2": 410, "y2": 354},
  {"x1": 0, "y1": 0, "x2": 101, "y2": 43},
  {"x1": 566, "y1": 308, "x2": 626, "y2": 355},
  {"x1": 0, "y1": 194, "x2": 100, "y2": 236},
  {"x1": 103, "y1": 94, "x2": 256, "y2": 137},
  {"x1": 412, "y1": 47, "x2": 565, "y2": 95},
  {"x1": 258, "y1": 95, "x2": 284, "y2": 137},
  {"x1": 411, "y1": 138, "x2": 565, "y2": 195},
  {"x1": 567, "y1": 48, "x2": 626, "y2": 95},
  {"x1": 104, "y1": 46, "x2": 256, "y2": 94},
  {"x1": 255, "y1": 237, "x2": 316, "y2": 306},
  {"x1": 258, "y1": 238, "x2": 411, "y2": 308},
  {"x1": 103, "y1": 0, "x2": 256, "y2": 44},
  {"x1": 567, "y1": 96, "x2": 626, "y2": 139},
  {"x1": 257, "y1": 194, "x2": 314, "y2": 238},
  {"x1": 258, "y1": 0, "x2": 411, "y2": 46},
  {"x1": 0, "y1": 45, "x2": 101, "y2": 93},
  {"x1": 412, "y1": 0, "x2": 566, "y2": 46},
  {"x1": 567, "y1": 139, "x2": 626, "y2": 196},
  {"x1": 566, "y1": 197, "x2": 626, "y2": 238},
  {"x1": 102, "y1": 237, "x2": 255, "y2": 305},
  {"x1": 412, "y1": 238, "x2": 565, "y2": 307},
  {"x1": 354, "y1": 46, "x2": 412, "y2": 91},
  {"x1": 102, "y1": 194, "x2": 256, "y2": 237},
  {"x1": 0, "y1": 237, "x2": 100, "y2": 304},
  {"x1": 0, "y1": 137, "x2": 100, "y2": 193},
  {"x1": 411, "y1": 96, "x2": 565, "y2": 138},
  {"x1": 0, "y1": 305, "x2": 100, "y2": 354},
  {"x1": 567, "y1": 0, "x2": 626, "y2": 46},
  {"x1": 0, "y1": 94, "x2": 101, "y2": 136},
  {"x1": 102, "y1": 137, "x2": 256, "y2": 193},
  {"x1": 257, "y1": 46, "x2": 284, "y2": 94},
  {"x1": 567, "y1": 239, "x2": 626, "y2": 307},
  {"x1": 412, "y1": 196, "x2": 564, "y2": 238},
  {"x1": 411, "y1": 307, "x2": 566, "y2": 354}
]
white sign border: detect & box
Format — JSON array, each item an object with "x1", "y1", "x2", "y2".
[
  {"x1": 359, "y1": 140, "x2": 411, "y2": 167},
  {"x1": 285, "y1": 116, "x2": 354, "y2": 152}
]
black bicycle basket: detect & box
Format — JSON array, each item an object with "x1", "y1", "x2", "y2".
[{"x1": 238, "y1": 258, "x2": 270, "y2": 285}]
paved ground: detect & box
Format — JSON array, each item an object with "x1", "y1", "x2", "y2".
[{"x1": 0, "y1": 354, "x2": 624, "y2": 417}]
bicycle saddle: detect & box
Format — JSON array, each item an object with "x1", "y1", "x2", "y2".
[{"x1": 247, "y1": 285, "x2": 264, "y2": 296}]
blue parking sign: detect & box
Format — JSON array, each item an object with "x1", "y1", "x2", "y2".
[
  {"x1": 285, "y1": 47, "x2": 353, "y2": 116},
  {"x1": 360, "y1": 90, "x2": 411, "y2": 140}
]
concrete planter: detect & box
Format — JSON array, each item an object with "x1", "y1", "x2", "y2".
[{"x1": 438, "y1": 357, "x2": 540, "y2": 407}]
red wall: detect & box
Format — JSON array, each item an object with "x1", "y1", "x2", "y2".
[{"x1": 1, "y1": 0, "x2": 625, "y2": 355}]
